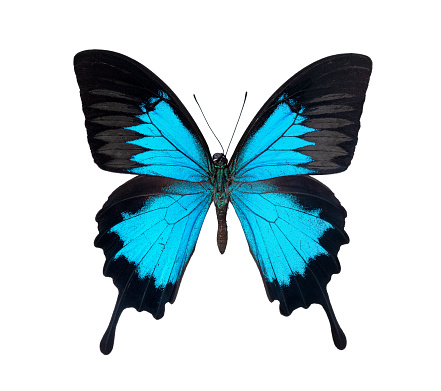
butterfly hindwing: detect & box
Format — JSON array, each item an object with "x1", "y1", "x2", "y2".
[
  {"x1": 74, "y1": 50, "x2": 212, "y2": 182},
  {"x1": 94, "y1": 175, "x2": 212, "y2": 354},
  {"x1": 229, "y1": 54, "x2": 372, "y2": 182},
  {"x1": 230, "y1": 175, "x2": 349, "y2": 349}
]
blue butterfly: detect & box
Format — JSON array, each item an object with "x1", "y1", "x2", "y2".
[{"x1": 74, "y1": 50, "x2": 372, "y2": 354}]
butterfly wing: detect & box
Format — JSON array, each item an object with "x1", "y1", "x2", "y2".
[
  {"x1": 230, "y1": 176, "x2": 348, "y2": 349},
  {"x1": 74, "y1": 50, "x2": 215, "y2": 353},
  {"x1": 95, "y1": 175, "x2": 212, "y2": 354},
  {"x1": 229, "y1": 54, "x2": 372, "y2": 348},
  {"x1": 229, "y1": 54, "x2": 372, "y2": 181},
  {"x1": 74, "y1": 50, "x2": 212, "y2": 181}
]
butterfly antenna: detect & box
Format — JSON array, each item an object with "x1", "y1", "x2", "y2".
[
  {"x1": 225, "y1": 92, "x2": 247, "y2": 156},
  {"x1": 194, "y1": 94, "x2": 224, "y2": 154}
]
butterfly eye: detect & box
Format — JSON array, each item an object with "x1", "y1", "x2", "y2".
[{"x1": 213, "y1": 153, "x2": 228, "y2": 166}]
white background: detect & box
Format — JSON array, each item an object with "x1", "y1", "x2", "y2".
[{"x1": 2, "y1": 1, "x2": 440, "y2": 389}]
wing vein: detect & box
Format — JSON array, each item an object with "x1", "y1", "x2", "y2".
[{"x1": 232, "y1": 112, "x2": 300, "y2": 177}]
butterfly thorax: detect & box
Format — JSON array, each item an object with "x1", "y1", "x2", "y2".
[{"x1": 212, "y1": 153, "x2": 230, "y2": 254}]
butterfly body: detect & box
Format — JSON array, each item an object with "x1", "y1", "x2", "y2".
[
  {"x1": 74, "y1": 50, "x2": 372, "y2": 354},
  {"x1": 212, "y1": 153, "x2": 230, "y2": 253}
]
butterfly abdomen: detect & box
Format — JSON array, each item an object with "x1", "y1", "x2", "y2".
[
  {"x1": 212, "y1": 154, "x2": 230, "y2": 254},
  {"x1": 216, "y1": 207, "x2": 228, "y2": 254}
]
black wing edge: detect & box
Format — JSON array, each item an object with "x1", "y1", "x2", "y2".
[
  {"x1": 249, "y1": 175, "x2": 349, "y2": 349},
  {"x1": 94, "y1": 175, "x2": 201, "y2": 355},
  {"x1": 230, "y1": 53, "x2": 372, "y2": 175},
  {"x1": 74, "y1": 49, "x2": 211, "y2": 173},
  {"x1": 98, "y1": 250, "x2": 193, "y2": 355}
]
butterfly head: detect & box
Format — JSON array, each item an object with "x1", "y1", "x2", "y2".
[{"x1": 213, "y1": 153, "x2": 228, "y2": 167}]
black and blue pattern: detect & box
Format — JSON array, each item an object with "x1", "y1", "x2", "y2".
[
  {"x1": 74, "y1": 50, "x2": 212, "y2": 179},
  {"x1": 74, "y1": 50, "x2": 371, "y2": 354},
  {"x1": 231, "y1": 176, "x2": 349, "y2": 348},
  {"x1": 94, "y1": 176, "x2": 211, "y2": 354}
]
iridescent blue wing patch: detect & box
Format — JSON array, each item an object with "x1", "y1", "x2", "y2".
[
  {"x1": 74, "y1": 50, "x2": 212, "y2": 182},
  {"x1": 228, "y1": 54, "x2": 372, "y2": 349},
  {"x1": 75, "y1": 51, "x2": 372, "y2": 353},
  {"x1": 94, "y1": 175, "x2": 212, "y2": 354},
  {"x1": 230, "y1": 176, "x2": 349, "y2": 349},
  {"x1": 229, "y1": 54, "x2": 372, "y2": 182}
]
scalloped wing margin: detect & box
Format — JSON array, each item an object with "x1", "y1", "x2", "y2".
[
  {"x1": 94, "y1": 175, "x2": 212, "y2": 354},
  {"x1": 230, "y1": 175, "x2": 349, "y2": 349}
]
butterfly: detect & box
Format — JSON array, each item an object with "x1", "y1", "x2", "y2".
[{"x1": 74, "y1": 50, "x2": 372, "y2": 354}]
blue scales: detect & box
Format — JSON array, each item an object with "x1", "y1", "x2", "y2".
[{"x1": 74, "y1": 50, "x2": 372, "y2": 354}]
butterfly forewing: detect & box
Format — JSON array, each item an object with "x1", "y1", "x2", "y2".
[
  {"x1": 229, "y1": 54, "x2": 372, "y2": 180},
  {"x1": 74, "y1": 50, "x2": 212, "y2": 181}
]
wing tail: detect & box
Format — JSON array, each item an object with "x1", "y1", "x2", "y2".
[
  {"x1": 100, "y1": 292, "x2": 125, "y2": 355},
  {"x1": 320, "y1": 291, "x2": 347, "y2": 350}
]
